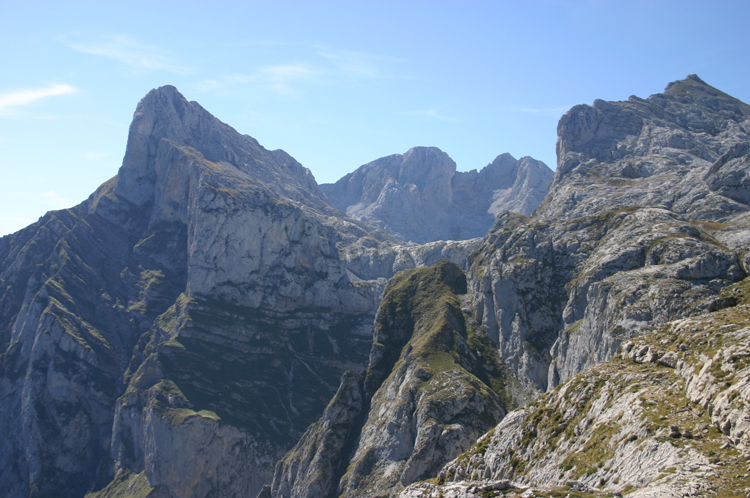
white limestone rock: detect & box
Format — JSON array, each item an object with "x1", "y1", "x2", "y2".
[{"x1": 321, "y1": 148, "x2": 553, "y2": 244}]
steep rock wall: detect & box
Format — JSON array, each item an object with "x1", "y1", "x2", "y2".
[
  {"x1": 265, "y1": 262, "x2": 511, "y2": 498},
  {"x1": 465, "y1": 75, "x2": 750, "y2": 395},
  {"x1": 400, "y1": 280, "x2": 750, "y2": 497}
]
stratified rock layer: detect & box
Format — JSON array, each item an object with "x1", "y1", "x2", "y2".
[
  {"x1": 2, "y1": 74, "x2": 750, "y2": 498},
  {"x1": 321, "y1": 149, "x2": 553, "y2": 243}
]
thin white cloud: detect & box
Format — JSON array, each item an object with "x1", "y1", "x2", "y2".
[
  {"x1": 65, "y1": 35, "x2": 190, "y2": 74},
  {"x1": 399, "y1": 109, "x2": 461, "y2": 122},
  {"x1": 254, "y1": 64, "x2": 318, "y2": 97},
  {"x1": 41, "y1": 191, "x2": 74, "y2": 210},
  {"x1": 0, "y1": 84, "x2": 77, "y2": 114},
  {"x1": 317, "y1": 47, "x2": 405, "y2": 79},
  {"x1": 197, "y1": 64, "x2": 319, "y2": 98},
  {"x1": 195, "y1": 44, "x2": 406, "y2": 97},
  {"x1": 83, "y1": 151, "x2": 110, "y2": 161}
]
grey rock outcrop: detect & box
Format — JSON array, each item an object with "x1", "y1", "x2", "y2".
[
  {"x1": 266, "y1": 262, "x2": 511, "y2": 498},
  {"x1": 321, "y1": 148, "x2": 553, "y2": 244},
  {"x1": 544, "y1": 74, "x2": 750, "y2": 226},
  {"x1": 400, "y1": 279, "x2": 750, "y2": 497},
  {"x1": 0, "y1": 86, "x2": 449, "y2": 498},
  {"x1": 462, "y1": 75, "x2": 750, "y2": 397},
  {"x1": 3, "y1": 73, "x2": 750, "y2": 498}
]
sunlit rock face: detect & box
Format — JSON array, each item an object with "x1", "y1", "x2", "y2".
[
  {"x1": 321, "y1": 148, "x2": 553, "y2": 244},
  {"x1": 466, "y1": 74, "x2": 750, "y2": 396},
  {"x1": 400, "y1": 279, "x2": 750, "y2": 498},
  {"x1": 2, "y1": 74, "x2": 750, "y2": 498},
  {"x1": 0, "y1": 85, "x2": 460, "y2": 498}
]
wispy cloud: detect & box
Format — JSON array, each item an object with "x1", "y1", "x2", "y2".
[
  {"x1": 64, "y1": 35, "x2": 190, "y2": 74},
  {"x1": 508, "y1": 106, "x2": 571, "y2": 115},
  {"x1": 83, "y1": 151, "x2": 110, "y2": 161},
  {"x1": 0, "y1": 84, "x2": 77, "y2": 115},
  {"x1": 399, "y1": 109, "x2": 461, "y2": 122},
  {"x1": 317, "y1": 47, "x2": 405, "y2": 79},
  {"x1": 41, "y1": 191, "x2": 74, "y2": 210},
  {"x1": 197, "y1": 64, "x2": 319, "y2": 98},
  {"x1": 252, "y1": 64, "x2": 319, "y2": 97},
  {"x1": 195, "y1": 44, "x2": 406, "y2": 98}
]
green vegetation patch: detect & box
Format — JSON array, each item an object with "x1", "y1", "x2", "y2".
[
  {"x1": 366, "y1": 261, "x2": 511, "y2": 415},
  {"x1": 162, "y1": 407, "x2": 221, "y2": 426},
  {"x1": 365, "y1": 261, "x2": 467, "y2": 391},
  {"x1": 85, "y1": 470, "x2": 153, "y2": 498},
  {"x1": 564, "y1": 319, "x2": 584, "y2": 335},
  {"x1": 718, "y1": 276, "x2": 750, "y2": 306}
]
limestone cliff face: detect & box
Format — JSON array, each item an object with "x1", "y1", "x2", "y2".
[
  {"x1": 399, "y1": 278, "x2": 750, "y2": 498},
  {"x1": 3, "y1": 74, "x2": 750, "y2": 498},
  {"x1": 546, "y1": 74, "x2": 750, "y2": 224},
  {"x1": 0, "y1": 180, "x2": 187, "y2": 498},
  {"x1": 0, "y1": 86, "x2": 451, "y2": 498},
  {"x1": 464, "y1": 75, "x2": 750, "y2": 397},
  {"x1": 265, "y1": 262, "x2": 511, "y2": 498},
  {"x1": 321, "y1": 148, "x2": 553, "y2": 244},
  {"x1": 115, "y1": 85, "x2": 321, "y2": 210}
]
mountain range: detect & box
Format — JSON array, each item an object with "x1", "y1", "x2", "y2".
[{"x1": 1, "y1": 74, "x2": 749, "y2": 498}]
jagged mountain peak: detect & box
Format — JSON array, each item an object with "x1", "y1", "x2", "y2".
[
  {"x1": 663, "y1": 73, "x2": 749, "y2": 107},
  {"x1": 322, "y1": 147, "x2": 552, "y2": 243},
  {"x1": 545, "y1": 74, "x2": 750, "y2": 223},
  {"x1": 340, "y1": 146, "x2": 456, "y2": 197},
  {"x1": 115, "y1": 85, "x2": 321, "y2": 209},
  {"x1": 4, "y1": 74, "x2": 749, "y2": 498}
]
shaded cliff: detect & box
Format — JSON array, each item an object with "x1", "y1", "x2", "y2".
[{"x1": 264, "y1": 262, "x2": 512, "y2": 498}]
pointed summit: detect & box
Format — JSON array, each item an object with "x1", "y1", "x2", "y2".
[
  {"x1": 114, "y1": 85, "x2": 320, "y2": 208},
  {"x1": 547, "y1": 74, "x2": 750, "y2": 221}
]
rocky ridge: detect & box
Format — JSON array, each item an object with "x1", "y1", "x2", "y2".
[
  {"x1": 0, "y1": 86, "x2": 480, "y2": 498},
  {"x1": 322, "y1": 148, "x2": 553, "y2": 244},
  {"x1": 263, "y1": 262, "x2": 511, "y2": 498},
  {"x1": 268, "y1": 74, "x2": 750, "y2": 498},
  {"x1": 462, "y1": 74, "x2": 750, "y2": 397},
  {"x1": 399, "y1": 277, "x2": 750, "y2": 497},
  {"x1": 1, "y1": 74, "x2": 749, "y2": 498}
]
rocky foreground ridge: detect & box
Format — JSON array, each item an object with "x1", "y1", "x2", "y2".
[{"x1": 400, "y1": 277, "x2": 750, "y2": 497}]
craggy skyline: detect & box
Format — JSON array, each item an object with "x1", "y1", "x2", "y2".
[{"x1": 1, "y1": 0, "x2": 749, "y2": 236}]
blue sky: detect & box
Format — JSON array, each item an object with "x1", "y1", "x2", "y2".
[{"x1": 1, "y1": 1, "x2": 749, "y2": 236}]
